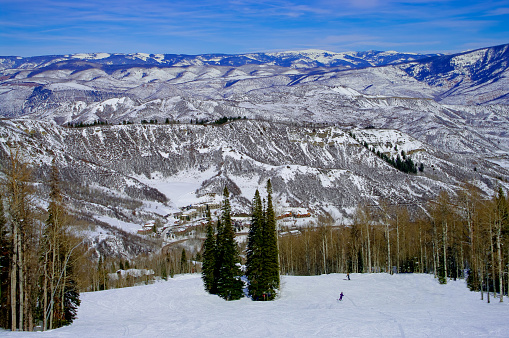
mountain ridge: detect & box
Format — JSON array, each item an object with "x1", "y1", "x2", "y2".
[
  {"x1": 1, "y1": 118, "x2": 504, "y2": 216},
  {"x1": 0, "y1": 48, "x2": 443, "y2": 71}
]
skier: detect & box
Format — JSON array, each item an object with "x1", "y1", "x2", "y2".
[
  {"x1": 347, "y1": 273, "x2": 350, "y2": 280},
  {"x1": 339, "y1": 292, "x2": 344, "y2": 301}
]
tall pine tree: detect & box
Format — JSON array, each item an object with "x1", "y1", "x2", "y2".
[
  {"x1": 263, "y1": 179, "x2": 280, "y2": 299},
  {"x1": 246, "y1": 180, "x2": 280, "y2": 301},
  {"x1": 201, "y1": 208, "x2": 217, "y2": 294},
  {"x1": 215, "y1": 187, "x2": 243, "y2": 301},
  {"x1": 246, "y1": 190, "x2": 264, "y2": 300},
  {"x1": 213, "y1": 218, "x2": 223, "y2": 293}
]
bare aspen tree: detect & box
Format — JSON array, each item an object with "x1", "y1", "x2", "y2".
[
  {"x1": 494, "y1": 187, "x2": 506, "y2": 302},
  {"x1": 458, "y1": 185, "x2": 478, "y2": 288},
  {"x1": 10, "y1": 223, "x2": 17, "y2": 331},
  {"x1": 488, "y1": 210, "x2": 496, "y2": 299},
  {"x1": 428, "y1": 191, "x2": 451, "y2": 283},
  {"x1": 442, "y1": 216, "x2": 448, "y2": 282},
  {"x1": 40, "y1": 158, "x2": 81, "y2": 330},
  {"x1": 2, "y1": 149, "x2": 34, "y2": 331},
  {"x1": 355, "y1": 204, "x2": 372, "y2": 273},
  {"x1": 378, "y1": 200, "x2": 392, "y2": 274}
]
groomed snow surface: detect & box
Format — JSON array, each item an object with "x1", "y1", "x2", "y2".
[{"x1": 3, "y1": 273, "x2": 509, "y2": 337}]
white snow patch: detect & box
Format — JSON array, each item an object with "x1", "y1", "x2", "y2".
[
  {"x1": 132, "y1": 168, "x2": 218, "y2": 209},
  {"x1": 72, "y1": 53, "x2": 111, "y2": 60},
  {"x1": 108, "y1": 268, "x2": 154, "y2": 281},
  {"x1": 487, "y1": 157, "x2": 509, "y2": 170},
  {"x1": 331, "y1": 86, "x2": 361, "y2": 97},
  {"x1": 95, "y1": 215, "x2": 141, "y2": 234},
  {"x1": 46, "y1": 82, "x2": 95, "y2": 91}
]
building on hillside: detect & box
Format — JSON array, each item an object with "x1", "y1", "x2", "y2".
[
  {"x1": 277, "y1": 210, "x2": 293, "y2": 219},
  {"x1": 137, "y1": 225, "x2": 155, "y2": 235},
  {"x1": 175, "y1": 202, "x2": 222, "y2": 223},
  {"x1": 277, "y1": 208, "x2": 311, "y2": 219},
  {"x1": 292, "y1": 208, "x2": 311, "y2": 218}
]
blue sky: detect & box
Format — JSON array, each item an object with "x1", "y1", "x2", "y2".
[{"x1": 1, "y1": 0, "x2": 508, "y2": 56}]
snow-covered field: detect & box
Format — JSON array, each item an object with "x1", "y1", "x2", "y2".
[{"x1": 3, "y1": 273, "x2": 509, "y2": 337}]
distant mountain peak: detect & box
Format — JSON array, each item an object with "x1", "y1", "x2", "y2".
[{"x1": 71, "y1": 52, "x2": 112, "y2": 60}]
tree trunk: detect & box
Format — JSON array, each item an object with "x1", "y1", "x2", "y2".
[
  {"x1": 18, "y1": 230, "x2": 23, "y2": 330},
  {"x1": 487, "y1": 270, "x2": 490, "y2": 303},
  {"x1": 322, "y1": 236, "x2": 327, "y2": 275},
  {"x1": 366, "y1": 222, "x2": 371, "y2": 273},
  {"x1": 396, "y1": 216, "x2": 400, "y2": 274},
  {"x1": 489, "y1": 221, "x2": 496, "y2": 299},
  {"x1": 23, "y1": 269, "x2": 30, "y2": 331},
  {"x1": 442, "y1": 220, "x2": 448, "y2": 281},
  {"x1": 467, "y1": 208, "x2": 475, "y2": 287},
  {"x1": 419, "y1": 223, "x2": 423, "y2": 273},
  {"x1": 496, "y1": 225, "x2": 503, "y2": 302},
  {"x1": 61, "y1": 266, "x2": 67, "y2": 314},
  {"x1": 49, "y1": 237, "x2": 57, "y2": 330},
  {"x1": 43, "y1": 254, "x2": 48, "y2": 330},
  {"x1": 386, "y1": 222, "x2": 391, "y2": 274},
  {"x1": 11, "y1": 226, "x2": 17, "y2": 331},
  {"x1": 432, "y1": 222, "x2": 437, "y2": 278}
]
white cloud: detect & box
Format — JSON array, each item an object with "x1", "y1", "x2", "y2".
[{"x1": 485, "y1": 7, "x2": 509, "y2": 16}]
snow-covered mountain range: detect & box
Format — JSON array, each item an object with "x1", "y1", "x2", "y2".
[
  {"x1": 0, "y1": 49, "x2": 440, "y2": 70},
  {"x1": 1, "y1": 44, "x2": 508, "y2": 120},
  {"x1": 0, "y1": 43, "x2": 508, "y2": 257}
]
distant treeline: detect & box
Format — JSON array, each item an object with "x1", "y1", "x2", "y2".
[
  {"x1": 66, "y1": 120, "x2": 109, "y2": 128},
  {"x1": 65, "y1": 116, "x2": 247, "y2": 128}
]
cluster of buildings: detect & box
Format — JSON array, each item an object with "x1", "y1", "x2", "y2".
[
  {"x1": 277, "y1": 208, "x2": 312, "y2": 219},
  {"x1": 137, "y1": 201, "x2": 312, "y2": 239}
]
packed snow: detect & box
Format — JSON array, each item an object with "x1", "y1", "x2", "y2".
[
  {"x1": 132, "y1": 168, "x2": 219, "y2": 209},
  {"x1": 95, "y1": 215, "x2": 142, "y2": 234},
  {"x1": 3, "y1": 273, "x2": 508, "y2": 337}
]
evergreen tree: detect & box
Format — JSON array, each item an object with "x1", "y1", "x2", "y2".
[
  {"x1": 395, "y1": 155, "x2": 403, "y2": 171},
  {"x1": 61, "y1": 276, "x2": 80, "y2": 326},
  {"x1": 246, "y1": 190, "x2": 264, "y2": 299},
  {"x1": 246, "y1": 180, "x2": 280, "y2": 301},
  {"x1": 97, "y1": 256, "x2": 106, "y2": 290},
  {"x1": 263, "y1": 179, "x2": 280, "y2": 299},
  {"x1": 213, "y1": 218, "x2": 223, "y2": 292},
  {"x1": 215, "y1": 187, "x2": 243, "y2": 301},
  {"x1": 201, "y1": 209, "x2": 217, "y2": 293},
  {"x1": 180, "y1": 249, "x2": 188, "y2": 273}
]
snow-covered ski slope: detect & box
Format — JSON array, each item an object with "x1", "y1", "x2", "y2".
[{"x1": 4, "y1": 273, "x2": 508, "y2": 337}]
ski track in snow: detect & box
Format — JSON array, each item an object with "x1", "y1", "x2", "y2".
[{"x1": 2, "y1": 273, "x2": 509, "y2": 337}]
